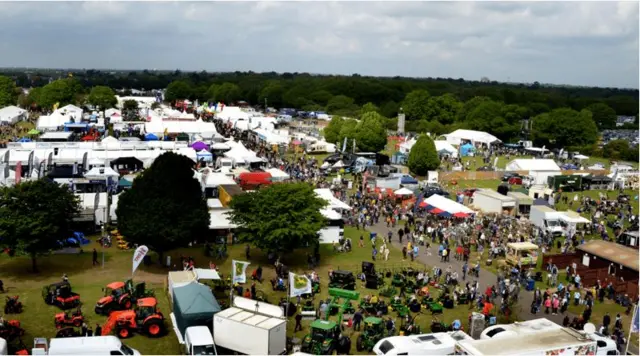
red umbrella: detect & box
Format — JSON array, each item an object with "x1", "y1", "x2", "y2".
[
  {"x1": 430, "y1": 208, "x2": 444, "y2": 214},
  {"x1": 453, "y1": 212, "x2": 469, "y2": 218}
]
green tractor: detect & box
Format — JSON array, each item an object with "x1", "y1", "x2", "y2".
[
  {"x1": 300, "y1": 320, "x2": 343, "y2": 355},
  {"x1": 356, "y1": 317, "x2": 385, "y2": 352}
]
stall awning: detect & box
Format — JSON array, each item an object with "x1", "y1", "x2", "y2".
[
  {"x1": 560, "y1": 211, "x2": 590, "y2": 224},
  {"x1": 423, "y1": 194, "x2": 474, "y2": 214}
]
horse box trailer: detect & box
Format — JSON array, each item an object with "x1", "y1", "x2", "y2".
[
  {"x1": 373, "y1": 331, "x2": 473, "y2": 355},
  {"x1": 453, "y1": 328, "x2": 618, "y2": 355},
  {"x1": 33, "y1": 336, "x2": 140, "y2": 355},
  {"x1": 213, "y1": 307, "x2": 287, "y2": 355}
]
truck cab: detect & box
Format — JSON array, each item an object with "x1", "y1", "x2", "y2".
[{"x1": 184, "y1": 326, "x2": 217, "y2": 355}]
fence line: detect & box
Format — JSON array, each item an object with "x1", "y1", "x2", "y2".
[{"x1": 439, "y1": 170, "x2": 610, "y2": 182}]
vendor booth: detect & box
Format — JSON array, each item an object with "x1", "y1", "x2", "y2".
[
  {"x1": 505, "y1": 242, "x2": 539, "y2": 267},
  {"x1": 172, "y1": 282, "x2": 221, "y2": 338},
  {"x1": 507, "y1": 192, "x2": 533, "y2": 217},
  {"x1": 423, "y1": 193, "x2": 475, "y2": 215}
]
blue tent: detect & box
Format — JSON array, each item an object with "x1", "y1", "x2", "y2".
[
  {"x1": 17, "y1": 137, "x2": 31, "y2": 142},
  {"x1": 145, "y1": 133, "x2": 159, "y2": 141},
  {"x1": 460, "y1": 143, "x2": 475, "y2": 157}
]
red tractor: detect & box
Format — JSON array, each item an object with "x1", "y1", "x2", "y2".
[
  {"x1": 101, "y1": 297, "x2": 165, "y2": 339},
  {"x1": 42, "y1": 281, "x2": 81, "y2": 310},
  {"x1": 55, "y1": 307, "x2": 85, "y2": 328},
  {"x1": 0, "y1": 319, "x2": 25, "y2": 342},
  {"x1": 95, "y1": 280, "x2": 155, "y2": 315},
  {"x1": 95, "y1": 281, "x2": 133, "y2": 315}
]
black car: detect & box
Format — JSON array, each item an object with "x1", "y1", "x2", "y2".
[
  {"x1": 423, "y1": 186, "x2": 450, "y2": 198},
  {"x1": 501, "y1": 172, "x2": 522, "y2": 182}
]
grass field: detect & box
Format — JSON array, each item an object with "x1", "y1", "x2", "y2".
[{"x1": 0, "y1": 227, "x2": 482, "y2": 355}]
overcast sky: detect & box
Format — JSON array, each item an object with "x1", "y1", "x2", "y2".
[{"x1": 0, "y1": 1, "x2": 638, "y2": 88}]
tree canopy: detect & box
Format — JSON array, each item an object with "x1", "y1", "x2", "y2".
[
  {"x1": 165, "y1": 80, "x2": 194, "y2": 103},
  {"x1": 407, "y1": 135, "x2": 440, "y2": 176},
  {"x1": 323, "y1": 116, "x2": 344, "y2": 145},
  {"x1": 87, "y1": 86, "x2": 117, "y2": 111},
  {"x1": 227, "y1": 183, "x2": 327, "y2": 256},
  {"x1": 355, "y1": 112, "x2": 388, "y2": 152},
  {"x1": 531, "y1": 108, "x2": 598, "y2": 148},
  {"x1": 0, "y1": 75, "x2": 19, "y2": 108},
  {"x1": 116, "y1": 152, "x2": 209, "y2": 262},
  {"x1": 0, "y1": 179, "x2": 80, "y2": 272},
  {"x1": 38, "y1": 78, "x2": 83, "y2": 110}
]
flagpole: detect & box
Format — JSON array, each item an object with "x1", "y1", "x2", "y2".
[
  {"x1": 285, "y1": 272, "x2": 291, "y2": 325},
  {"x1": 625, "y1": 303, "x2": 638, "y2": 355}
]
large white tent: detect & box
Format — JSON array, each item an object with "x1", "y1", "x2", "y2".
[
  {"x1": 442, "y1": 129, "x2": 500, "y2": 146},
  {"x1": 315, "y1": 188, "x2": 351, "y2": 210},
  {"x1": 505, "y1": 159, "x2": 561, "y2": 172},
  {"x1": 0, "y1": 105, "x2": 27, "y2": 124},
  {"x1": 423, "y1": 194, "x2": 474, "y2": 214}
]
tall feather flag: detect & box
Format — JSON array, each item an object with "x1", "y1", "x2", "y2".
[
  {"x1": 232, "y1": 260, "x2": 250, "y2": 284},
  {"x1": 632, "y1": 304, "x2": 639, "y2": 333},
  {"x1": 289, "y1": 272, "x2": 312, "y2": 297}
]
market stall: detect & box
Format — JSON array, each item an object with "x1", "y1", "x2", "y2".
[{"x1": 505, "y1": 242, "x2": 539, "y2": 267}]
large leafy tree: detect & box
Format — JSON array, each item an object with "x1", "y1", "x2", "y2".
[
  {"x1": 338, "y1": 118, "x2": 358, "y2": 146},
  {"x1": 531, "y1": 108, "x2": 598, "y2": 148},
  {"x1": 586, "y1": 103, "x2": 617, "y2": 130},
  {"x1": 165, "y1": 80, "x2": 193, "y2": 102},
  {"x1": 209, "y1": 82, "x2": 242, "y2": 103},
  {"x1": 0, "y1": 179, "x2": 80, "y2": 272},
  {"x1": 424, "y1": 94, "x2": 462, "y2": 124},
  {"x1": 456, "y1": 96, "x2": 491, "y2": 122},
  {"x1": 228, "y1": 183, "x2": 327, "y2": 257},
  {"x1": 360, "y1": 102, "x2": 380, "y2": 116},
  {"x1": 326, "y1": 95, "x2": 358, "y2": 116},
  {"x1": 407, "y1": 135, "x2": 440, "y2": 176},
  {"x1": 402, "y1": 90, "x2": 431, "y2": 120},
  {"x1": 259, "y1": 80, "x2": 285, "y2": 108},
  {"x1": 116, "y1": 152, "x2": 209, "y2": 263},
  {"x1": 38, "y1": 78, "x2": 83, "y2": 110},
  {"x1": 355, "y1": 112, "x2": 388, "y2": 152},
  {"x1": 87, "y1": 86, "x2": 117, "y2": 112},
  {"x1": 323, "y1": 116, "x2": 344, "y2": 145},
  {"x1": 0, "y1": 75, "x2": 19, "y2": 107}
]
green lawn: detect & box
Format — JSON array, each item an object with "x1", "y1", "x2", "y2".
[{"x1": 0, "y1": 227, "x2": 483, "y2": 355}]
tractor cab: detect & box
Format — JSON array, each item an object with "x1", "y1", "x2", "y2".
[
  {"x1": 301, "y1": 320, "x2": 340, "y2": 355},
  {"x1": 95, "y1": 280, "x2": 134, "y2": 315},
  {"x1": 136, "y1": 298, "x2": 160, "y2": 320},
  {"x1": 328, "y1": 270, "x2": 355, "y2": 290},
  {"x1": 104, "y1": 281, "x2": 127, "y2": 299},
  {"x1": 42, "y1": 281, "x2": 80, "y2": 310},
  {"x1": 356, "y1": 317, "x2": 385, "y2": 352}
]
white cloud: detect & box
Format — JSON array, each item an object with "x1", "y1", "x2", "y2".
[{"x1": 0, "y1": 1, "x2": 637, "y2": 88}]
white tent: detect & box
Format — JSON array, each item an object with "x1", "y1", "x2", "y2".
[
  {"x1": 209, "y1": 210, "x2": 237, "y2": 230},
  {"x1": 315, "y1": 188, "x2": 351, "y2": 210},
  {"x1": 0, "y1": 105, "x2": 27, "y2": 124},
  {"x1": 434, "y1": 140, "x2": 458, "y2": 158},
  {"x1": 394, "y1": 187, "x2": 414, "y2": 196},
  {"x1": 423, "y1": 194, "x2": 474, "y2": 214},
  {"x1": 505, "y1": 159, "x2": 561, "y2": 172},
  {"x1": 574, "y1": 154, "x2": 589, "y2": 160},
  {"x1": 84, "y1": 166, "x2": 120, "y2": 180},
  {"x1": 333, "y1": 160, "x2": 345, "y2": 168},
  {"x1": 211, "y1": 142, "x2": 230, "y2": 150},
  {"x1": 442, "y1": 129, "x2": 500, "y2": 146},
  {"x1": 266, "y1": 168, "x2": 290, "y2": 181}
]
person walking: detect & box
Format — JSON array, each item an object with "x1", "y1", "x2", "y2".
[
  {"x1": 95, "y1": 324, "x2": 102, "y2": 337},
  {"x1": 92, "y1": 248, "x2": 99, "y2": 266},
  {"x1": 294, "y1": 313, "x2": 303, "y2": 332},
  {"x1": 353, "y1": 310, "x2": 363, "y2": 331}
]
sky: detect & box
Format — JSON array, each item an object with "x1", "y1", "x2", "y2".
[{"x1": 0, "y1": 1, "x2": 638, "y2": 89}]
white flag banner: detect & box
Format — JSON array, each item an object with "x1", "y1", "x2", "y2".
[
  {"x1": 132, "y1": 245, "x2": 149, "y2": 276},
  {"x1": 232, "y1": 260, "x2": 250, "y2": 284},
  {"x1": 289, "y1": 272, "x2": 312, "y2": 297}
]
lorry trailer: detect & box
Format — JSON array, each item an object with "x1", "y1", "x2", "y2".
[{"x1": 213, "y1": 306, "x2": 286, "y2": 355}]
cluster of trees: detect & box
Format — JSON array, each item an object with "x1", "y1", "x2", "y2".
[
  {"x1": 0, "y1": 70, "x2": 637, "y2": 149},
  {"x1": 323, "y1": 105, "x2": 389, "y2": 152}
]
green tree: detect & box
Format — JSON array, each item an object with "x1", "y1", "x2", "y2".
[
  {"x1": 531, "y1": 108, "x2": 598, "y2": 148},
  {"x1": 456, "y1": 96, "x2": 491, "y2": 121},
  {"x1": 586, "y1": 103, "x2": 617, "y2": 130},
  {"x1": 407, "y1": 135, "x2": 440, "y2": 176},
  {"x1": 339, "y1": 119, "x2": 358, "y2": 145},
  {"x1": 87, "y1": 86, "x2": 117, "y2": 112},
  {"x1": 25, "y1": 87, "x2": 43, "y2": 110},
  {"x1": 39, "y1": 78, "x2": 83, "y2": 110},
  {"x1": 259, "y1": 81, "x2": 285, "y2": 108},
  {"x1": 602, "y1": 139, "x2": 630, "y2": 160},
  {"x1": 424, "y1": 94, "x2": 462, "y2": 124},
  {"x1": 465, "y1": 100, "x2": 506, "y2": 132},
  {"x1": 355, "y1": 112, "x2": 387, "y2": 152},
  {"x1": 116, "y1": 152, "x2": 209, "y2": 263},
  {"x1": 402, "y1": 90, "x2": 431, "y2": 120},
  {"x1": 164, "y1": 80, "x2": 193, "y2": 102},
  {"x1": 0, "y1": 75, "x2": 19, "y2": 107},
  {"x1": 122, "y1": 99, "x2": 139, "y2": 121},
  {"x1": 213, "y1": 83, "x2": 242, "y2": 103},
  {"x1": 326, "y1": 95, "x2": 358, "y2": 116},
  {"x1": 380, "y1": 101, "x2": 400, "y2": 118},
  {"x1": 0, "y1": 179, "x2": 80, "y2": 272},
  {"x1": 323, "y1": 116, "x2": 344, "y2": 145},
  {"x1": 227, "y1": 183, "x2": 327, "y2": 257},
  {"x1": 360, "y1": 102, "x2": 380, "y2": 116}
]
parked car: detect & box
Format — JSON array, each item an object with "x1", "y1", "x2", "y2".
[
  {"x1": 501, "y1": 172, "x2": 522, "y2": 182},
  {"x1": 423, "y1": 186, "x2": 450, "y2": 198},
  {"x1": 508, "y1": 176, "x2": 523, "y2": 185}
]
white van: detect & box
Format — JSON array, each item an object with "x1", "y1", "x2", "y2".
[
  {"x1": 45, "y1": 336, "x2": 140, "y2": 355},
  {"x1": 0, "y1": 337, "x2": 8, "y2": 356}
]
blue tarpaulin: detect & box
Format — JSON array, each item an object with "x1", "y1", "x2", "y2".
[{"x1": 145, "y1": 133, "x2": 159, "y2": 141}]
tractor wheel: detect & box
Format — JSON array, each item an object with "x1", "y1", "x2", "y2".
[
  {"x1": 117, "y1": 327, "x2": 130, "y2": 339},
  {"x1": 144, "y1": 320, "x2": 163, "y2": 338},
  {"x1": 356, "y1": 335, "x2": 364, "y2": 352},
  {"x1": 123, "y1": 299, "x2": 132, "y2": 309}
]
